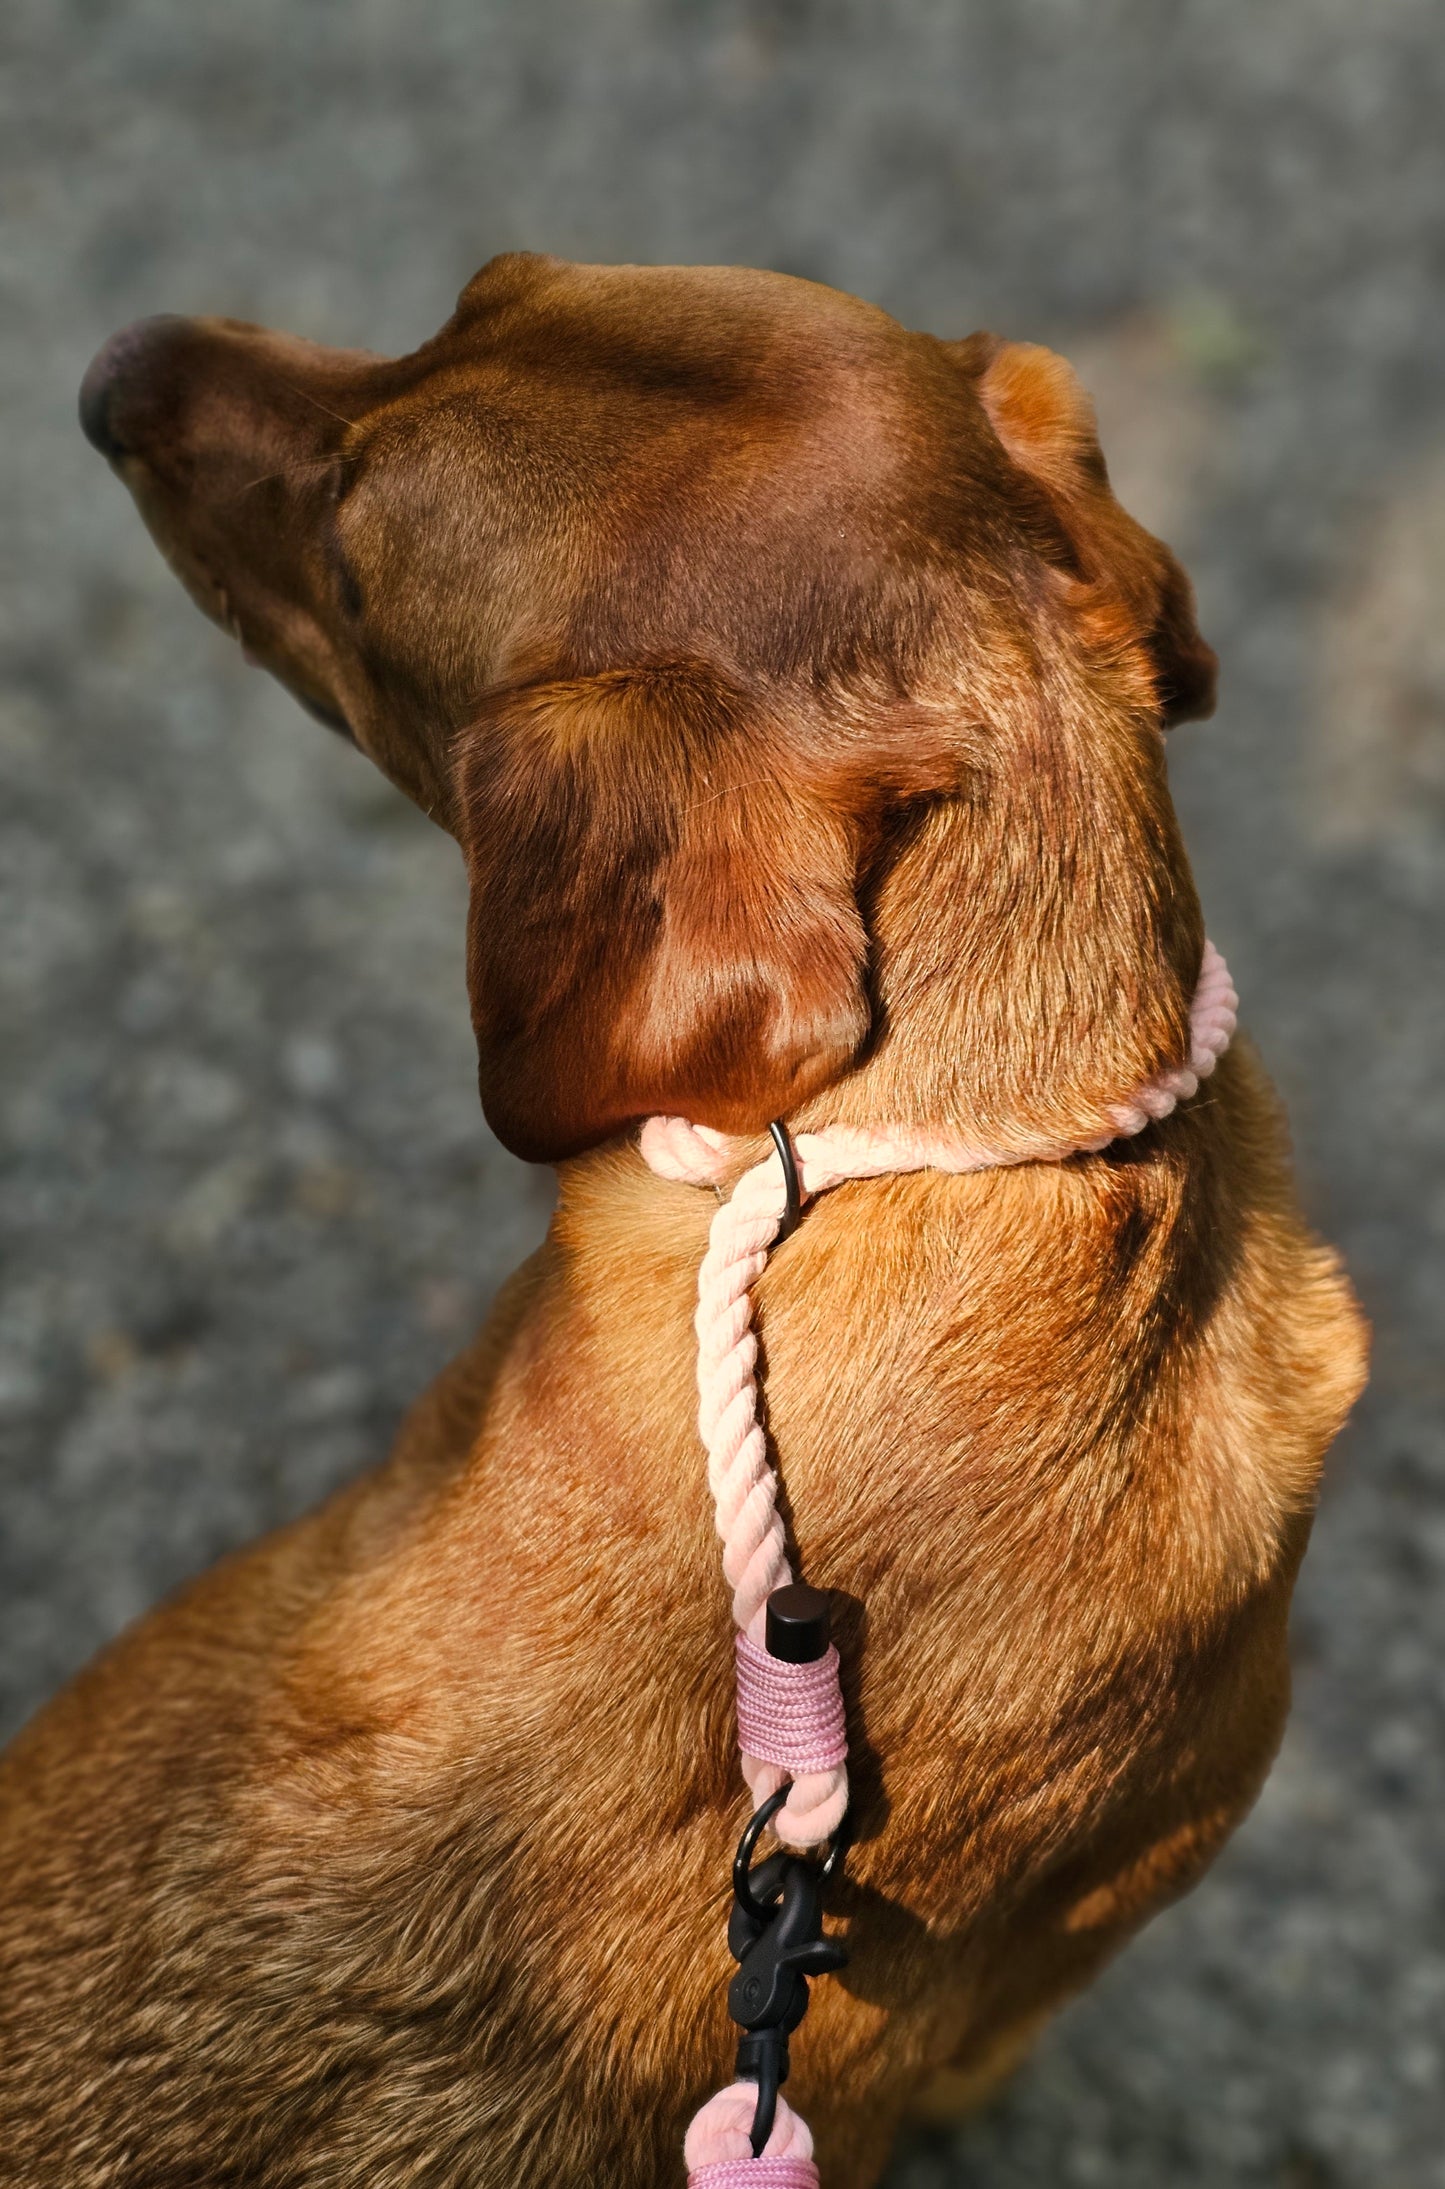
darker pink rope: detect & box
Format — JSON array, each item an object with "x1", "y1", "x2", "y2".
[
  {"x1": 735, "y1": 1637, "x2": 847, "y2": 1776},
  {"x1": 689, "y1": 2163, "x2": 820, "y2": 2189}
]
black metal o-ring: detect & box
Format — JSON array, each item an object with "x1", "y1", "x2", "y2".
[
  {"x1": 732, "y1": 1786, "x2": 853, "y2": 1924},
  {"x1": 768, "y1": 1119, "x2": 802, "y2": 1243},
  {"x1": 732, "y1": 1786, "x2": 790, "y2": 1922},
  {"x1": 817, "y1": 1800, "x2": 854, "y2": 1888}
]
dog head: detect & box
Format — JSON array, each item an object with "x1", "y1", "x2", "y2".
[{"x1": 81, "y1": 254, "x2": 1214, "y2": 1160}]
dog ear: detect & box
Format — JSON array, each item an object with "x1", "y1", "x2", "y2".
[
  {"x1": 452, "y1": 663, "x2": 878, "y2": 1162},
  {"x1": 964, "y1": 335, "x2": 1218, "y2": 727}
]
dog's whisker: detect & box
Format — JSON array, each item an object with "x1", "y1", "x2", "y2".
[
  {"x1": 274, "y1": 376, "x2": 361, "y2": 430},
  {"x1": 221, "y1": 451, "x2": 367, "y2": 504}
]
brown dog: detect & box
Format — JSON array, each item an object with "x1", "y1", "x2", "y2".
[{"x1": 1, "y1": 256, "x2": 1365, "y2": 2186}]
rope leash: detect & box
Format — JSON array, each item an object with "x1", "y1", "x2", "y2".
[{"x1": 640, "y1": 941, "x2": 1238, "y2": 2184}]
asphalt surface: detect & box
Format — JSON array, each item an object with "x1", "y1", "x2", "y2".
[{"x1": 2, "y1": 4, "x2": 1443, "y2": 2184}]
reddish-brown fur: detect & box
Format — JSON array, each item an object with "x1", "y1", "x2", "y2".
[{"x1": 1, "y1": 256, "x2": 1365, "y2": 2186}]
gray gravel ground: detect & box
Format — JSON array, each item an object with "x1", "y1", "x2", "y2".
[{"x1": 2, "y1": 4, "x2": 1443, "y2": 2184}]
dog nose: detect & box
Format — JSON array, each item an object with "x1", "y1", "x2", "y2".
[{"x1": 79, "y1": 315, "x2": 187, "y2": 459}]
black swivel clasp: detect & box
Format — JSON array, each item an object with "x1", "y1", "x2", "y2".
[
  {"x1": 725, "y1": 1784, "x2": 851, "y2": 2155},
  {"x1": 729, "y1": 1848, "x2": 847, "y2": 2029}
]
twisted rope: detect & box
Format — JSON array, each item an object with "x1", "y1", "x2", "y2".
[{"x1": 683, "y1": 2084, "x2": 817, "y2": 2184}]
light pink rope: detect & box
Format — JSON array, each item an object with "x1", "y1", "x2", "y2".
[
  {"x1": 646, "y1": 942, "x2": 1237, "y2": 2180},
  {"x1": 684, "y1": 2083, "x2": 817, "y2": 2185}
]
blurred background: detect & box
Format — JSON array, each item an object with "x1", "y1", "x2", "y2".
[{"x1": 2, "y1": 3, "x2": 1442, "y2": 2183}]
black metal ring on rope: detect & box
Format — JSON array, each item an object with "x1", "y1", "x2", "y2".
[
  {"x1": 731, "y1": 1785, "x2": 853, "y2": 1927},
  {"x1": 768, "y1": 1119, "x2": 802, "y2": 1243}
]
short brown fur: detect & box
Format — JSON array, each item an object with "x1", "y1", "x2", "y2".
[{"x1": 2, "y1": 256, "x2": 1365, "y2": 2185}]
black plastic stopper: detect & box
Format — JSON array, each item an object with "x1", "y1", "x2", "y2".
[{"x1": 764, "y1": 1583, "x2": 831, "y2": 1664}]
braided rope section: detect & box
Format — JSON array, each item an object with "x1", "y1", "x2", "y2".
[
  {"x1": 735, "y1": 1635, "x2": 847, "y2": 1776},
  {"x1": 689, "y1": 2162, "x2": 819, "y2": 2189}
]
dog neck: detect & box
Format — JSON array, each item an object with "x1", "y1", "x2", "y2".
[
  {"x1": 809, "y1": 692, "x2": 1207, "y2": 1155},
  {"x1": 642, "y1": 938, "x2": 1235, "y2": 1198}
]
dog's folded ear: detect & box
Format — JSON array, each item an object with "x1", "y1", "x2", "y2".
[
  {"x1": 452, "y1": 663, "x2": 875, "y2": 1162},
  {"x1": 962, "y1": 334, "x2": 1218, "y2": 728}
]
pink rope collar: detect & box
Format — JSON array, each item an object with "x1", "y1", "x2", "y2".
[{"x1": 641, "y1": 941, "x2": 1237, "y2": 2181}]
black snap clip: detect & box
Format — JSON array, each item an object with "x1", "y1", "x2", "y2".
[{"x1": 726, "y1": 1785, "x2": 851, "y2": 2156}]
